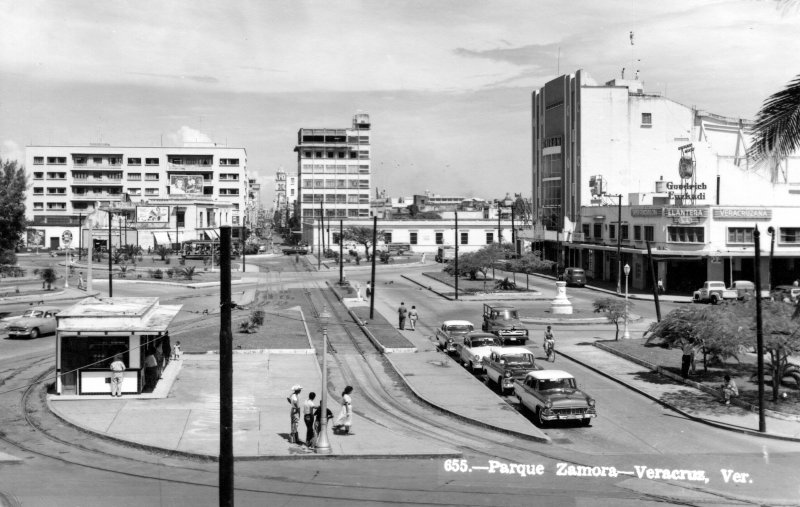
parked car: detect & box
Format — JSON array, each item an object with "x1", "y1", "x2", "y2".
[
  {"x1": 282, "y1": 245, "x2": 308, "y2": 255},
  {"x1": 514, "y1": 370, "x2": 597, "y2": 427},
  {"x1": 455, "y1": 332, "x2": 501, "y2": 373},
  {"x1": 481, "y1": 303, "x2": 528, "y2": 345},
  {"x1": 483, "y1": 347, "x2": 539, "y2": 394},
  {"x1": 6, "y1": 306, "x2": 61, "y2": 339},
  {"x1": 435, "y1": 320, "x2": 474, "y2": 354},
  {"x1": 729, "y1": 280, "x2": 770, "y2": 300},
  {"x1": 773, "y1": 285, "x2": 800, "y2": 304},
  {"x1": 435, "y1": 246, "x2": 455, "y2": 263},
  {"x1": 562, "y1": 267, "x2": 587, "y2": 287},
  {"x1": 692, "y1": 281, "x2": 737, "y2": 304}
]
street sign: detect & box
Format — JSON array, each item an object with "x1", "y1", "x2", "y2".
[{"x1": 62, "y1": 230, "x2": 73, "y2": 246}]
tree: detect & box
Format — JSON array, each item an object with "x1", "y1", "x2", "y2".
[
  {"x1": 180, "y1": 266, "x2": 197, "y2": 280},
  {"x1": 593, "y1": 297, "x2": 631, "y2": 340},
  {"x1": 512, "y1": 195, "x2": 532, "y2": 226},
  {"x1": 507, "y1": 252, "x2": 555, "y2": 290},
  {"x1": 343, "y1": 226, "x2": 384, "y2": 261},
  {"x1": 0, "y1": 159, "x2": 28, "y2": 252},
  {"x1": 154, "y1": 245, "x2": 171, "y2": 261},
  {"x1": 748, "y1": 74, "x2": 800, "y2": 166},
  {"x1": 40, "y1": 267, "x2": 57, "y2": 290}
]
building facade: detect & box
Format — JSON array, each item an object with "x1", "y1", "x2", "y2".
[
  {"x1": 24, "y1": 144, "x2": 249, "y2": 250},
  {"x1": 530, "y1": 70, "x2": 800, "y2": 290},
  {"x1": 294, "y1": 114, "x2": 371, "y2": 223}
]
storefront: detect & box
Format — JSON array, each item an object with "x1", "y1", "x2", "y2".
[{"x1": 55, "y1": 297, "x2": 181, "y2": 395}]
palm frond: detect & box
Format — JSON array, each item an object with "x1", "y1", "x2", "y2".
[{"x1": 748, "y1": 74, "x2": 800, "y2": 162}]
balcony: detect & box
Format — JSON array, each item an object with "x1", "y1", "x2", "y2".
[
  {"x1": 71, "y1": 192, "x2": 125, "y2": 201},
  {"x1": 72, "y1": 178, "x2": 124, "y2": 186}
]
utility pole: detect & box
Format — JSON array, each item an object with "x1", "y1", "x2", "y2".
[
  {"x1": 511, "y1": 207, "x2": 516, "y2": 256},
  {"x1": 370, "y1": 216, "x2": 377, "y2": 320},
  {"x1": 339, "y1": 219, "x2": 343, "y2": 285},
  {"x1": 646, "y1": 241, "x2": 661, "y2": 322},
  {"x1": 241, "y1": 225, "x2": 246, "y2": 272},
  {"x1": 219, "y1": 226, "x2": 234, "y2": 505},
  {"x1": 108, "y1": 210, "x2": 113, "y2": 297},
  {"x1": 616, "y1": 194, "x2": 622, "y2": 294},
  {"x1": 754, "y1": 226, "x2": 766, "y2": 433},
  {"x1": 497, "y1": 205, "x2": 502, "y2": 244},
  {"x1": 454, "y1": 211, "x2": 459, "y2": 300},
  {"x1": 78, "y1": 213, "x2": 83, "y2": 261}
]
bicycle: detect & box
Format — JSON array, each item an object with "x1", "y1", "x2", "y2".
[{"x1": 544, "y1": 339, "x2": 556, "y2": 362}]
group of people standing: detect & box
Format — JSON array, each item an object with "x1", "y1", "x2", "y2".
[
  {"x1": 288, "y1": 385, "x2": 354, "y2": 446},
  {"x1": 397, "y1": 302, "x2": 419, "y2": 330},
  {"x1": 143, "y1": 337, "x2": 179, "y2": 392}
]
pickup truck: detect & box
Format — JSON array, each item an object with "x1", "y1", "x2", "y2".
[
  {"x1": 692, "y1": 281, "x2": 738, "y2": 304},
  {"x1": 729, "y1": 280, "x2": 770, "y2": 300},
  {"x1": 455, "y1": 332, "x2": 501, "y2": 373},
  {"x1": 483, "y1": 347, "x2": 538, "y2": 394},
  {"x1": 435, "y1": 246, "x2": 455, "y2": 263},
  {"x1": 481, "y1": 303, "x2": 528, "y2": 345}
]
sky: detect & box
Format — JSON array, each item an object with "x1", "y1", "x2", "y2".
[{"x1": 1, "y1": 0, "x2": 799, "y2": 208}]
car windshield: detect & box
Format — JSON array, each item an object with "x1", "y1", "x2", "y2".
[
  {"x1": 22, "y1": 310, "x2": 44, "y2": 318},
  {"x1": 494, "y1": 310, "x2": 518, "y2": 320},
  {"x1": 538, "y1": 378, "x2": 577, "y2": 391},
  {"x1": 447, "y1": 325, "x2": 473, "y2": 332},
  {"x1": 471, "y1": 338, "x2": 497, "y2": 347},
  {"x1": 503, "y1": 354, "x2": 534, "y2": 366},
  {"x1": 571, "y1": 269, "x2": 585, "y2": 275}
]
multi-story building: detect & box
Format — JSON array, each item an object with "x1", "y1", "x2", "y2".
[
  {"x1": 24, "y1": 144, "x2": 248, "y2": 250},
  {"x1": 530, "y1": 70, "x2": 800, "y2": 291},
  {"x1": 294, "y1": 114, "x2": 371, "y2": 223}
]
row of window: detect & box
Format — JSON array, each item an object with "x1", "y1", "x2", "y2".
[
  {"x1": 33, "y1": 156, "x2": 242, "y2": 167},
  {"x1": 379, "y1": 232, "x2": 497, "y2": 246},
  {"x1": 300, "y1": 135, "x2": 369, "y2": 144},
  {"x1": 302, "y1": 208, "x2": 369, "y2": 218},
  {"x1": 728, "y1": 227, "x2": 800, "y2": 244},
  {"x1": 302, "y1": 179, "x2": 370, "y2": 189},
  {"x1": 34, "y1": 171, "x2": 239, "y2": 181},
  {"x1": 302, "y1": 194, "x2": 370, "y2": 204},
  {"x1": 301, "y1": 150, "x2": 369, "y2": 160},
  {"x1": 300, "y1": 164, "x2": 370, "y2": 174}
]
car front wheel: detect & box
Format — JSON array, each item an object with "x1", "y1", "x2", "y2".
[
  {"x1": 29, "y1": 328, "x2": 39, "y2": 339},
  {"x1": 535, "y1": 407, "x2": 547, "y2": 427},
  {"x1": 580, "y1": 418, "x2": 592, "y2": 427}
]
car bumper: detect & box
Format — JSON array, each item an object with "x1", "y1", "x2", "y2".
[
  {"x1": 8, "y1": 331, "x2": 31, "y2": 338},
  {"x1": 542, "y1": 411, "x2": 596, "y2": 421}
]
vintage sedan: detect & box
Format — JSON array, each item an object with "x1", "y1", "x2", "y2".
[
  {"x1": 483, "y1": 347, "x2": 539, "y2": 394},
  {"x1": 6, "y1": 306, "x2": 61, "y2": 339},
  {"x1": 435, "y1": 320, "x2": 474, "y2": 353},
  {"x1": 455, "y1": 332, "x2": 501, "y2": 373},
  {"x1": 514, "y1": 370, "x2": 596, "y2": 426}
]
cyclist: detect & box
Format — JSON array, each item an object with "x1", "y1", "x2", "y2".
[{"x1": 543, "y1": 326, "x2": 555, "y2": 361}]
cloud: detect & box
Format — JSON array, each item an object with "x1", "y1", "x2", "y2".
[
  {"x1": 1, "y1": 140, "x2": 23, "y2": 163},
  {"x1": 453, "y1": 42, "x2": 560, "y2": 67},
  {"x1": 166, "y1": 126, "x2": 214, "y2": 147}
]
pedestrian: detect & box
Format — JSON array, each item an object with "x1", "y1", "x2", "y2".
[
  {"x1": 314, "y1": 404, "x2": 334, "y2": 441},
  {"x1": 171, "y1": 341, "x2": 183, "y2": 361},
  {"x1": 366, "y1": 281, "x2": 372, "y2": 298},
  {"x1": 144, "y1": 348, "x2": 158, "y2": 391},
  {"x1": 109, "y1": 354, "x2": 126, "y2": 397},
  {"x1": 657, "y1": 278, "x2": 665, "y2": 294},
  {"x1": 287, "y1": 385, "x2": 302, "y2": 444},
  {"x1": 154, "y1": 341, "x2": 164, "y2": 379},
  {"x1": 680, "y1": 339, "x2": 695, "y2": 379},
  {"x1": 161, "y1": 337, "x2": 171, "y2": 368},
  {"x1": 303, "y1": 392, "x2": 317, "y2": 446},
  {"x1": 334, "y1": 385, "x2": 354, "y2": 434},
  {"x1": 77, "y1": 271, "x2": 85, "y2": 290},
  {"x1": 408, "y1": 305, "x2": 419, "y2": 330},
  {"x1": 721, "y1": 374, "x2": 738, "y2": 405},
  {"x1": 398, "y1": 302, "x2": 407, "y2": 330}
]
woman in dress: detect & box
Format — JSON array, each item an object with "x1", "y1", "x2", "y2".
[{"x1": 334, "y1": 385, "x2": 354, "y2": 434}]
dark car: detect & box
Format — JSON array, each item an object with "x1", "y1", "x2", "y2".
[
  {"x1": 562, "y1": 267, "x2": 586, "y2": 287},
  {"x1": 282, "y1": 245, "x2": 309, "y2": 255}
]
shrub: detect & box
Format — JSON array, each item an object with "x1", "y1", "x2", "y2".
[
  {"x1": 153, "y1": 269, "x2": 163, "y2": 279},
  {"x1": 250, "y1": 310, "x2": 265, "y2": 327},
  {"x1": 166, "y1": 268, "x2": 174, "y2": 279},
  {"x1": 181, "y1": 266, "x2": 197, "y2": 280}
]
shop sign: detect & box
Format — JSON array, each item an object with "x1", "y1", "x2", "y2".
[
  {"x1": 571, "y1": 232, "x2": 584, "y2": 242},
  {"x1": 665, "y1": 181, "x2": 707, "y2": 201},
  {"x1": 664, "y1": 207, "x2": 707, "y2": 219},
  {"x1": 712, "y1": 208, "x2": 772, "y2": 220},
  {"x1": 631, "y1": 207, "x2": 662, "y2": 217}
]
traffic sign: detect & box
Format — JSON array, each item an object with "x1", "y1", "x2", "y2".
[{"x1": 62, "y1": 230, "x2": 73, "y2": 246}]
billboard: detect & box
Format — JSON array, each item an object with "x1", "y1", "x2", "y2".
[
  {"x1": 170, "y1": 174, "x2": 204, "y2": 195},
  {"x1": 27, "y1": 229, "x2": 45, "y2": 247},
  {"x1": 136, "y1": 206, "x2": 170, "y2": 224}
]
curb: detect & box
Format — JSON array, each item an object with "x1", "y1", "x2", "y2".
[
  {"x1": 593, "y1": 342, "x2": 800, "y2": 423},
  {"x1": 555, "y1": 345, "x2": 800, "y2": 442}
]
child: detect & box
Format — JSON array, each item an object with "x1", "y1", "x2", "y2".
[
  {"x1": 172, "y1": 341, "x2": 183, "y2": 361},
  {"x1": 721, "y1": 374, "x2": 738, "y2": 405}
]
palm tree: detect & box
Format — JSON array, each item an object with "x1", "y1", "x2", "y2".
[
  {"x1": 154, "y1": 245, "x2": 171, "y2": 261},
  {"x1": 180, "y1": 266, "x2": 197, "y2": 280},
  {"x1": 749, "y1": 75, "x2": 800, "y2": 165}
]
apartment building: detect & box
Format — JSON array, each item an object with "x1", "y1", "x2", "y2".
[
  {"x1": 24, "y1": 144, "x2": 248, "y2": 250},
  {"x1": 294, "y1": 113, "x2": 371, "y2": 223}
]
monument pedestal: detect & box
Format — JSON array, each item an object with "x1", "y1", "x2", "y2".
[{"x1": 551, "y1": 281, "x2": 573, "y2": 315}]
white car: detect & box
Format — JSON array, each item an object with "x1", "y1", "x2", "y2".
[
  {"x1": 454, "y1": 332, "x2": 500, "y2": 373},
  {"x1": 435, "y1": 320, "x2": 474, "y2": 353},
  {"x1": 6, "y1": 306, "x2": 61, "y2": 339},
  {"x1": 515, "y1": 370, "x2": 597, "y2": 427}
]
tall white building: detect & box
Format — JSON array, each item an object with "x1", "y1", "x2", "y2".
[
  {"x1": 531, "y1": 70, "x2": 800, "y2": 291},
  {"x1": 24, "y1": 144, "x2": 249, "y2": 250},
  {"x1": 294, "y1": 114, "x2": 371, "y2": 223}
]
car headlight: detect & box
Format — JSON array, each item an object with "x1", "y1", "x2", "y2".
[
  {"x1": 545, "y1": 399, "x2": 553, "y2": 409},
  {"x1": 587, "y1": 398, "x2": 596, "y2": 407},
  {"x1": 504, "y1": 371, "x2": 513, "y2": 378}
]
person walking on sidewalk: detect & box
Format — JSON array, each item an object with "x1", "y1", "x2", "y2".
[
  {"x1": 721, "y1": 375, "x2": 738, "y2": 405},
  {"x1": 680, "y1": 339, "x2": 695, "y2": 378},
  {"x1": 398, "y1": 302, "x2": 408, "y2": 330},
  {"x1": 287, "y1": 385, "x2": 302, "y2": 444},
  {"x1": 334, "y1": 385, "x2": 354, "y2": 434},
  {"x1": 407, "y1": 305, "x2": 419, "y2": 330},
  {"x1": 303, "y1": 392, "x2": 317, "y2": 446},
  {"x1": 144, "y1": 348, "x2": 158, "y2": 391},
  {"x1": 109, "y1": 354, "x2": 126, "y2": 397}
]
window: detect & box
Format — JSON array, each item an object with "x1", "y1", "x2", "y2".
[
  {"x1": 728, "y1": 227, "x2": 754, "y2": 244},
  {"x1": 145, "y1": 158, "x2": 159, "y2": 166},
  {"x1": 33, "y1": 172, "x2": 43, "y2": 179},
  {"x1": 435, "y1": 232, "x2": 443, "y2": 245},
  {"x1": 47, "y1": 172, "x2": 66, "y2": 179},
  {"x1": 609, "y1": 224, "x2": 616, "y2": 239},
  {"x1": 127, "y1": 158, "x2": 141, "y2": 165},
  {"x1": 325, "y1": 179, "x2": 335, "y2": 188},
  {"x1": 128, "y1": 188, "x2": 141, "y2": 196},
  {"x1": 109, "y1": 157, "x2": 121, "y2": 166},
  {"x1": 460, "y1": 232, "x2": 468, "y2": 245},
  {"x1": 634, "y1": 225, "x2": 642, "y2": 241},
  {"x1": 384, "y1": 233, "x2": 393, "y2": 244},
  {"x1": 358, "y1": 150, "x2": 369, "y2": 159},
  {"x1": 593, "y1": 223, "x2": 602, "y2": 238},
  {"x1": 644, "y1": 226, "x2": 654, "y2": 241},
  {"x1": 486, "y1": 232, "x2": 494, "y2": 244},
  {"x1": 359, "y1": 194, "x2": 370, "y2": 204},
  {"x1": 621, "y1": 225, "x2": 629, "y2": 241},
  {"x1": 314, "y1": 179, "x2": 323, "y2": 188},
  {"x1": 145, "y1": 188, "x2": 159, "y2": 196},
  {"x1": 47, "y1": 203, "x2": 66, "y2": 210},
  {"x1": 145, "y1": 173, "x2": 159, "y2": 181},
  {"x1": 33, "y1": 187, "x2": 43, "y2": 195},
  {"x1": 177, "y1": 210, "x2": 185, "y2": 227},
  {"x1": 47, "y1": 157, "x2": 66, "y2": 164},
  {"x1": 582, "y1": 224, "x2": 590, "y2": 239},
  {"x1": 219, "y1": 173, "x2": 239, "y2": 181},
  {"x1": 641, "y1": 113, "x2": 652, "y2": 127},
  {"x1": 92, "y1": 157, "x2": 103, "y2": 164},
  {"x1": 46, "y1": 187, "x2": 66, "y2": 195},
  {"x1": 128, "y1": 173, "x2": 141, "y2": 181},
  {"x1": 359, "y1": 165, "x2": 370, "y2": 174},
  {"x1": 668, "y1": 226, "x2": 704, "y2": 243},
  {"x1": 410, "y1": 232, "x2": 418, "y2": 245},
  {"x1": 303, "y1": 151, "x2": 312, "y2": 158},
  {"x1": 347, "y1": 209, "x2": 359, "y2": 217},
  {"x1": 780, "y1": 227, "x2": 800, "y2": 244},
  {"x1": 302, "y1": 179, "x2": 312, "y2": 189},
  {"x1": 290, "y1": 189, "x2": 295, "y2": 196},
  {"x1": 219, "y1": 188, "x2": 239, "y2": 195},
  {"x1": 33, "y1": 157, "x2": 44, "y2": 165},
  {"x1": 33, "y1": 202, "x2": 43, "y2": 211},
  {"x1": 315, "y1": 152, "x2": 323, "y2": 158},
  {"x1": 350, "y1": 152, "x2": 357, "y2": 159},
  {"x1": 220, "y1": 158, "x2": 239, "y2": 166}
]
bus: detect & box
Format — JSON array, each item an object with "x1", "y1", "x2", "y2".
[{"x1": 181, "y1": 240, "x2": 239, "y2": 260}]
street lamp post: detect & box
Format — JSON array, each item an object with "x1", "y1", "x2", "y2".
[
  {"x1": 623, "y1": 263, "x2": 631, "y2": 339},
  {"x1": 767, "y1": 226, "x2": 775, "y2": 291},
  {"x1": 316, "y1": 306, "x2": 332, "y2": 454}
]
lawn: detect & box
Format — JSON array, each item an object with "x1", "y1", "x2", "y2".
[{"x1": 423, "y1": 271, "x2": 536, "y2": 294}]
